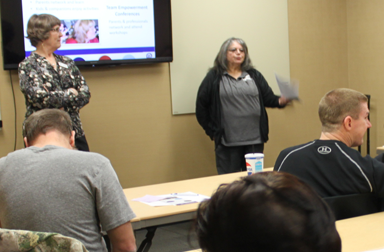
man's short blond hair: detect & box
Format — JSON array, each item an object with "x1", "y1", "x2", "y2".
[{"x1": 318, "y1": 88, "x2": 368, "y2": 132}]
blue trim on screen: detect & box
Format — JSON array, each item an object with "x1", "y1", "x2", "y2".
[{"x1": 25, "y1": 47, "x2": 156, "y2": 57}]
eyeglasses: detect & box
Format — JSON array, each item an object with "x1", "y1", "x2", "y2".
[
  {"x1": 51, "y1": 27, "x2": 61, "y2": 33},
  {"x1": 228, "y1": 48, "x2": 244, "y2": 53}
]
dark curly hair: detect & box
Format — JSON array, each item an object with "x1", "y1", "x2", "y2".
[{"x1": 195, "y1": 171, "x2": 341, "y2": 252}]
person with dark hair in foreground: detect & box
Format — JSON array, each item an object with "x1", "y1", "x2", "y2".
[
  {"x1": 0, "y1": 109, "x2": 136, "y2": 252},
  {"x1": 195, "y1": 172, "x2": 341, "y2": 252}
]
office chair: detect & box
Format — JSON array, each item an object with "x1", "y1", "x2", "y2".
[{"x1": 323, "y1": 193, "x2": 382, "y2": 221}]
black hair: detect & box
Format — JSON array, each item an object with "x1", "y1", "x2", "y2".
[{"x1": 195, "y1": 171, "x2": 341, "y2": 252}]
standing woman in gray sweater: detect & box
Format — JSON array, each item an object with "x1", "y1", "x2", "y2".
[{"x1": 196, "y1": 37, "x2": 288, "y2": 174}]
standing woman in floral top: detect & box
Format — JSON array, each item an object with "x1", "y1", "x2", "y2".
[{"x1": 18, "y1": 14, "x2": 91, "y2": 151}]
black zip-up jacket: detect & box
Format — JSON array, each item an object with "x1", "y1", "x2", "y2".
[{"x1": 195, "y1": 68, "x2": 284, "y2": 147}]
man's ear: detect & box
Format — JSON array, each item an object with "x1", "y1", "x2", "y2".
[
  {"x1": 24, "y1": 137, "x2": 29, "y2": 147},
  {"x1": 343, "y1": 116, "x2": 353, "y2": 131},
  {"x1": 69, "y1": 131, "x2": 76, "y2": 148}
]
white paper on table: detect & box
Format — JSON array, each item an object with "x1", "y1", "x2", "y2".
[
  {"x1": 135, "y1": 191, "x2": 210, "y2": 207},
  {"x1": 275, "y1": 73, "x2": 299, "y2": 100},
  {"x1": 363, "y1": 249, "x2": 384, "y2": 252},
  {"x1": 132, "y1": 195, "x2": 168, "y2": 203}
]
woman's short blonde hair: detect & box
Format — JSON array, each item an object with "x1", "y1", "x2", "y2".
[
  {"x1": 72, "y1": 20, "x2": 95, "y2": 43},
  {"x1": 26, "y1": 14, "x2": 61, "y2": 47}
]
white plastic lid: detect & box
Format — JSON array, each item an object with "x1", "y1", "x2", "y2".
[{"x1": 244, "y1": 153, "x2": 264, "y2": 158}]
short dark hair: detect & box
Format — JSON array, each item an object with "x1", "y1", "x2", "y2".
[
  {"x1": 26, "y1": 14, "x2": 61, "y2": 47},
  {"x1": 24, "y1": 109, "x2": 73, "y2": 144},
  {"x1": 211, "y1": 37, "x2": 253, "y2": 75},
  {"x1": 195, "y1": 172, "x2": 341, "y2": 252}
]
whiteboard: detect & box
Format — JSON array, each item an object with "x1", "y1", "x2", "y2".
[{"x1": 170, "y1": 0, "x2": 290, "y2": 115}]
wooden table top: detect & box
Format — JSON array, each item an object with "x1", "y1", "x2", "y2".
[
  {"x1": 336, "y1": 212, "x2": 384, "y2": 252},
  {"x1": 124, "y1": 168, "x2": 273, "y2": 223}
]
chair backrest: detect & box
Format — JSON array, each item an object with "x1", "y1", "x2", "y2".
[
  {"x1": 0, "y1": 228, "x2": 89, "y2": 252},
  {"x1": 323, "y1": 193, "x2": 382, "y2": 220}
]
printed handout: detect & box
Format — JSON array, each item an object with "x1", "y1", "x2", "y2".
[
  {"x1": 132, "y1": 191, "x2": 210, "y2": 207},
  {"x1": 275, "y1": 73, "x2": 299, "y2": 100}
]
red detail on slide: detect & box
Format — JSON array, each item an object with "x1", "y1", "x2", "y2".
[{"x1": 99, "y1": 55, "x2": 111, "y2": 61}]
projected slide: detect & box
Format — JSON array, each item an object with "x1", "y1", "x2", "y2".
[{"x1": 21, "y1": 0, "x2": 156, "y2": 61}]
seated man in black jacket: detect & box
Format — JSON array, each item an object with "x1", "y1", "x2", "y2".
[{"x1": 274, "y1": 88, "x2": 384, "y2": 197}]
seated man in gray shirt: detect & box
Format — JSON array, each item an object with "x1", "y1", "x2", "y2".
[
  {"x1": 274, "y1": 88, "x2": 384, "y2": 198},
  {"x1": 0, "y1": 109, "x2": 136, "y2": 252}
]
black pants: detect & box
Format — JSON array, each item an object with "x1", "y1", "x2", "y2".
[
  {"x1": 75, "y1": 135, "x2": 89, "y2": 151},
  {"x1": 215, "y1": 143, "x2": 264, "y2": 174}
]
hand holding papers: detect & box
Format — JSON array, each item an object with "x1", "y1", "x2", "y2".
[
  {"x1": 275, "y1": 73, "x2": 299, "y2": 100},
  {"x1": 132, "y1": 191, "x2": 210, "y2": 207}
]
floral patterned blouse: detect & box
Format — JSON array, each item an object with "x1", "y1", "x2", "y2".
[
  {"x1": 18, "y1": 52, "x2": 90, "y2": 138},
  {"x1": 0, "y1": 228, "x2": 89, "y2": 252}
]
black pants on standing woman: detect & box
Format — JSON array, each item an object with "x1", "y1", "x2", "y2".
[
  {"x1": 75, "y1": 135, "x2": 89, "y2": 151},
  {"x1": 215, "y1": 143, "x2": 264, "y2": 174}
]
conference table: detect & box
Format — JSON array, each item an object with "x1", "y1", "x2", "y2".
[
  {"x1": 124, "y1": 168, "x2": 384, "y2": 252},
  {"x1": 124, "y1": 168, "x2": 273, "y2": 252},
  {"x1": 184, "y1": 212, "x2": 384, "y2": 252},
  {"x1": 335, "y1": 212, "x2": 384, "y2": 252}
]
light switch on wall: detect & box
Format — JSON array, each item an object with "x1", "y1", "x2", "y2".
[{"x1": 0, "y1": 102, "x2": 2, "y2": 128}]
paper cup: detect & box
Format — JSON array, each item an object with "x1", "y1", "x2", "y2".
[{"x1": 245, "y1": 153, "x2": 264, "y2": 175}]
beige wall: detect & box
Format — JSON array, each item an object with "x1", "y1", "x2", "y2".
[
  {"x1": 0, "y1": 0, "x2": 379, "y2": 188},
  {"x1": 347, "y1": 0, "x2": 384, "y2": 153},
  {"x1": 267, "y1": 0, "x2": 349, "y2": 162},
  {"x1": 0, "y1": 63, "x2": 218, "y2": 188}
]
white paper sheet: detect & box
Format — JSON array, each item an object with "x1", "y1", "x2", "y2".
[
  {"x1": 133, "y1": 191, "x2": 210, "y2": 207},
  {"x1": 275, "y1": 73, "x2": 299, "y2": 100}
]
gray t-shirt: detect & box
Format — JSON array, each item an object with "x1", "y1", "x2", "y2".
[
  {"x1": 220, "y1": 72, "x2": 262, "y2": 146},
  {"x1": 0, "y1": 145, "x2": 136, "y2": 252}
]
